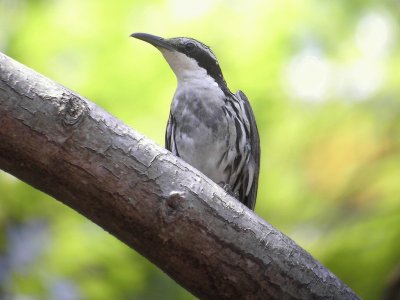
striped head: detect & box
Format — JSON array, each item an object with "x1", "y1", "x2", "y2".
[{"x1": 131, "y1": 33, "x2": 227, "y2": 90}]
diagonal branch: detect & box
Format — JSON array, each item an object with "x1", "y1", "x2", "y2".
[{"x1": 0, "y1": 52, "x2": 359, "y2": 300}]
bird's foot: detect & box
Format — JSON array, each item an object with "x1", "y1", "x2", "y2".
[{"x1": 218, "y1": 182, "x2": 239, "y2": 200}]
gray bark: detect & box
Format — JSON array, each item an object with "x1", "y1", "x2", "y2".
[{"x1": 0, "y1": 52, "x2": 360, "y2": 300}]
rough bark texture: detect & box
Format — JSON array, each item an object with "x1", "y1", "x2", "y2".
[{"x1": 0, "y1": 52, "x2": 360, "y2": 300}]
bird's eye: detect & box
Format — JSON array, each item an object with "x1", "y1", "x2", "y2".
[{"x1": 185, "y1": 42, "x2": 195, "y2": 51}]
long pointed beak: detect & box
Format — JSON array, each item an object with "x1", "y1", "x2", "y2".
[{"x1": 130, "y1": 33, "x2": 176, "y2": 51}]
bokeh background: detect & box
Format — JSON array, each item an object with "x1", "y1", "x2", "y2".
[{"x1": 1, "y1": 0, "x2": 400, "y2": 299}]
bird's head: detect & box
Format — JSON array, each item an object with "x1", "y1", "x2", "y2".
[{"x1": 131, "y1": 33, "x2": 227, "y2": 89}]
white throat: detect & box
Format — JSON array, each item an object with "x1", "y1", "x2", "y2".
[{"x1": 160, "y1": 50, "x2": 218, "y2": 88}]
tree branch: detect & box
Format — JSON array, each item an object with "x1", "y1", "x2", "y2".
[{"x1": 0, "y1": 52, "x2": 359, "y2": 299}]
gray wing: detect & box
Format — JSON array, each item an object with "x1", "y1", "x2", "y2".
[
  {"x1": 235, "y1": 90, "x2": 260, "y2": 210},
  {"x1": 165, "y1": 113, "x2": 172, "y2": 150},
  {"x1": 165, "y1": 113, "x2": 177, "y2": 154}
]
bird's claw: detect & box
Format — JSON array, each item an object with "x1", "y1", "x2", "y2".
[{"x1": 218, "y1": 182, "x2": 239, "y2": 199}]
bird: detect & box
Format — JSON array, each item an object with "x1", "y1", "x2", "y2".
[{"x1": 131, "y1": 33, "x2": 260, "y2": 210}]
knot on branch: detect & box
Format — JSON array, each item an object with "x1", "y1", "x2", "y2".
[
  {"x1": 167, "y1": 191, "x2": 185, "y2": 210},
  {"x1": 59, "y1": 94, "x2": 88, "y2": 128},
  {"x1": 157, "y1": 191, "x2": 186, "y2": 226}
]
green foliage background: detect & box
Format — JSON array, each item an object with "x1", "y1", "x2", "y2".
[{"x1": 1, "y1": 0, "x2": 400, "y2": 299}]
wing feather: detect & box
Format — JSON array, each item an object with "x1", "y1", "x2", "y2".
[{"x1": 235, "y1": 90, "x2": 260, "y2": 210}]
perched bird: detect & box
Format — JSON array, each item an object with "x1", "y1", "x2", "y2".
[{"x1": 131, "y1": 33, "x2": 260, "y2": 210}]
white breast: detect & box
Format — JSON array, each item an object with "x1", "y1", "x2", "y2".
[{"x1": 170, "y1": 86, "x2": 234, "y2": 186}]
